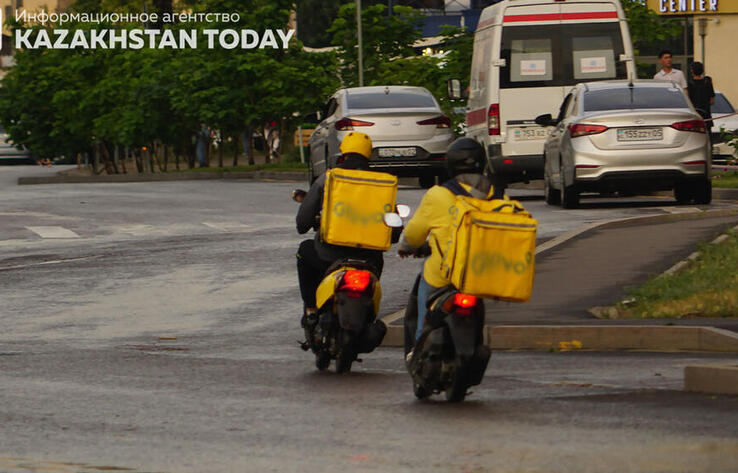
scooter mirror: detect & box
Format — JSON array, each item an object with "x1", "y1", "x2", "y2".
[
  {"x1": 383, "y1": 213, "x2": 403, "y2": 228},
  {"x1": 396, "y1": 204, "x2": 411, "y2": 218},
  {"x1": 292, "y1": 189, "x2": 307, "y2": 203}
]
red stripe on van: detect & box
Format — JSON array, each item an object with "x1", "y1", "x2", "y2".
[
  {"x1": 466, "y1": 108, "x2": 487, "y2": 126},
  {"x1": 503, "y1": 11, "x2": 618, "y2": 23}
]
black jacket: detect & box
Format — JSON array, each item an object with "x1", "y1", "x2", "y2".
[{"x1": 296, "y1": 154, "x2": 385, "y2": 262}]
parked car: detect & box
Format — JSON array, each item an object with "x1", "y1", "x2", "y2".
[
  {"x1": 307, "y1": 86, "x2": 455, "y2": 188},
  {"x1": 536, "y1": 80, "x2": 711, "y2": 208},
  {"x1": 0, "y1": 126, "x2": 33, "y2": 164},
  {"x1": 710, "y1": 91, "x2": 738, "y2": 164}
]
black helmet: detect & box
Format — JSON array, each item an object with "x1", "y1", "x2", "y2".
[{"x1": 445, "y1": 137, "x2": 485, "y2": 177}]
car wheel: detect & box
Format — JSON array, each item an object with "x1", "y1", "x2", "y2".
[
  {"x1": 419, "y1": 174, "x2": 435, "y2": 189},
  {"x1": 674, "y1": 182, "x2": 693, "y2": 205},
  {"x1": 561, "y1": 185, "x2": 579, "y2": 209},
  {"x1": 544, "y1": 171, "x2": 560, "y2": 205},
  {"x1": 693, "y1": 179, "x2": 712, "y2": 205},
  {"x1": 560, "y1": 160, "x2": 578, "y2": 209}
]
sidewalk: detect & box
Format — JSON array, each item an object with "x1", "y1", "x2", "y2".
[
  {"x1": 383, "y1": 210, "x2": 738, "y2": 357},
  {"x1": 487, "y1": 212, "x2": 738, "y2": 331}
]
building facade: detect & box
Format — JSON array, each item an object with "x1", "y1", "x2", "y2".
[{"x1": 647, "y1": 0, "x2": 738, "y2": 107}]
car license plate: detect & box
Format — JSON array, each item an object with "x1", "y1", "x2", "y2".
[
  {"x1": 378, "y1": 147, "x2": 417, "y2": 157},
  {"x1": 513, "y1": 127, "x2": 549, "y2": 141},
  {"x1": 617, "y1": 128, "x2": 663, "y2": 141}
]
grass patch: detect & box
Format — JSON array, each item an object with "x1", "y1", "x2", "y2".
[
  {"x1": 173, "y1": 162, "x2": 307, "y2": 173},
  {"x1": 712, "y1": 170, "x2": 738, "y2": 188},
  {"x1": 619, "y1": 231, "x2": 738, "y2": 318}
]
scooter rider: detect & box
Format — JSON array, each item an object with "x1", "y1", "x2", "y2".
[
  {"x1": 295, "y1": 132, "x2": 386, "y2": 328},
  {"x1": 398, "y1": 137, "x2": 502, "y2": 347}
]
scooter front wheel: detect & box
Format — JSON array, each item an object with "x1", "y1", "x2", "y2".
[
  {"x1": 413, "y1": 380, "x2": 431, "y2": 400},
  {"x1": 315, "y1": 351, "x2": 331, "y2": 371}
]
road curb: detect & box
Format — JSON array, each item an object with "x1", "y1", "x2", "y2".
[
  {"x1": 381, "y1": 324, "x2": 738, "y2": 353},
  {"x1": 684, "y1": 365, "x2": 738, "y2": 395},
  {"x1": 17, "y1": 170, "x2": 309, "y2": 185}
]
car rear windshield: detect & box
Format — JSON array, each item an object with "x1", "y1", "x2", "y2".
[
  {"x1": 346, "y1": 92, "x2": 437, "y2": 109},
  {"x1": 500, "y1": 22, "x2": 627, "y2": 89},
  {"x1": 711, "y1": 93, "x2": 735, "y2": 114},
  {"x1": 583, "y1": 87, "x2": 688, "y2": 111}
]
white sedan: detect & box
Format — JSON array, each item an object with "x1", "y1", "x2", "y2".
[{"x1": 537, "y1": 80, "x2": 711, "y2": 208}]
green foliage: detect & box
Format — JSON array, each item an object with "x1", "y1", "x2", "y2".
[
  {"x1": 622, "y1": 231, "x2": 738, "y2": 318},
  {"x1": 329, "y1": 3, "x2": 424, "y2": 87},
  {"x1": 622, "y1": 0, "x2": 682, "y2": 48}
]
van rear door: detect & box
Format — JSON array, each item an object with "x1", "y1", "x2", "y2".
[{"x1": 498, "y1": 1, "x2": 628, "y2": 166}]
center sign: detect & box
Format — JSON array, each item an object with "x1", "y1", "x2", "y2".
[{"x1": 646, "y1": 0, "x2": 738, "y2": 14}]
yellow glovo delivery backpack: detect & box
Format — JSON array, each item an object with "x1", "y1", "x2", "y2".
[
  {"x1": 440, "y1": 195, "x2": 537, "y2": 302},
  {"x1": 320, "y1": 168, "x2": 398, "y2": 251}
]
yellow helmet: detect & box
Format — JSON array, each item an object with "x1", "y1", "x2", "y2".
[{"x1": 339, "y1": 131, "x2": 373, "y2": 159}]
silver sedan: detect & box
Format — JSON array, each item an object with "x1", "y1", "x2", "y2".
[
  {"x1": 536, "y1": 80, "x2": 711, "y2": 208},
  {"x1": 307, "y1": 86, "x2": 455, "y2": 188}
]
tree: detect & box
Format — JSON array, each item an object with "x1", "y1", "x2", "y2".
[{"x1": 329, "y1": 3, "x2": 425, "y2": 87}]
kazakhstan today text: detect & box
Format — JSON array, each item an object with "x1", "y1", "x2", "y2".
[{"x1": 15, "y1": 28, "x2": 296, "y2": 50}]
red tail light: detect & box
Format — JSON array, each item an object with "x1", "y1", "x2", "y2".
[
  {"x1": 454, "y1": 293, "x2": 477, "y2": 308},
  {"x1": 417, "y1": 115, "x2": 451, "y2": 128},
  {"x1": 671, "y1": 120, "x2": 706, "y2": 133},
  {"x1": 335, "y1": 118, "x2": 374, "y2": 131},
  {"x1": 443, "y1": 293, "x2": 478, "y2": 315},
  {"x1": 488, "y1": 104, "x2": 500, "y2": 136},
  {"x1": 569, "y1": 124, "x2": 608, "y2": 138},
  {"x1": 682, "y1": 160, "x2": 706, "y2": 166},
  {"x1": 339, "y1": 270, "x2": 372, "y2": 297}
]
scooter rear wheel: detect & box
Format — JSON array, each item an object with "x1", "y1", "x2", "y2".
[
  {"x1": 445, "y1": 373, "x2": 468, "y2": 402},
  {"x1": 335, "y1": 350, "x2": 354, "y2": 374}
]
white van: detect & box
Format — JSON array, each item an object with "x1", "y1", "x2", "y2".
[{"x1": 461, "y1": 0, "x2": 636, "y2": 184}]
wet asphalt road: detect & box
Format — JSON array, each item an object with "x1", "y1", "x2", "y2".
[{"x1": 1, "y1": 165, "x2": 737, "y2": 472}]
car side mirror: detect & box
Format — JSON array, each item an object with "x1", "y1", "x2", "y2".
[
  {"x1": 448, "y1": 79, "x2": 463, "y2": 101},
  {"x1": 396, "y1": 204, "x2": 411, "y2": 218},
  {"x1": 383, "y1": 213, "x2": 403, "y2": 228},
  {"x1": 535, "y1": 113, "x2": 556, "y2": 127}
]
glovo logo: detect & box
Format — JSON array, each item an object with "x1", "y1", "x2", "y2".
[
  {"x1": 470, "y1": 251, "x2": 533, "y2": 276},
  {"x1": 333, "y1": 202, "x2": 393, "y2": 226}
]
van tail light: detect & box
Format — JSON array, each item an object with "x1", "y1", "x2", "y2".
[
  {"x1": 335, "y1": 118, "x2": 374, "y2": 131},
  {"x1": 488, "y1": 104, "x2": 500, "y2": 136},
  {"x1": 417, "y1": 115, "x2": 451, "y2": 128},
  {"x1": 569, "y1": 124, "x2": 608, "y2": 138},
  {"x1": 443, "y1": 293, "x2": 478, "y2": 316},
  {"x1": 682, "y1": 160, "x2": 707, "y2": 166},
  {"x1": 671, "y1": 120, "x2": 706, "y2": 133},
  {"x1": 339, "y1": 270, "x2": 372, "y2": 298}
]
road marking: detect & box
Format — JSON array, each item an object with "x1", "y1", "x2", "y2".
[
  {"x1": 0, "y1": 255, "x2": 102, "y2": 271},
  {"x1": 660, "y1": 207, "x2": 703, "y2": 214},
  {"x1": 202, "y1": 221, "x2": 253, "y2": 232},
  {"x1": 26, "y1": 226, "x2": 80, "y2": 239}
]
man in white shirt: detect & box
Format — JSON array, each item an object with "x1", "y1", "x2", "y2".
[{"x1": 653, "y1": 49, "x2": 687, "y2": 90}]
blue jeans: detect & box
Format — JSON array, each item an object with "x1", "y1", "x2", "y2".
[{"x1": 415, "y1": 269, "x2": 440, "y2": 341}]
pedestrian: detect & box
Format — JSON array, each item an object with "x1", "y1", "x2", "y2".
[
  {"x1": 653, "y1": 50, "x2": 687, "y2": 90},
  {"x1": 195, "y1": 123, "x2": 209, "y2": 168},
  {"x1": 687, "y1": 61, "x2": 715, "y2": 135}
]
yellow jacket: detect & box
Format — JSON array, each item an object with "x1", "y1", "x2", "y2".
[{"x1": 402, "y1": 179, "x2": 497, "y2": 288}]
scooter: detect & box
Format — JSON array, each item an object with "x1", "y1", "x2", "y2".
[
  {"x1": 292, "y1": 189, "x2": 409, "y2": 373},
  {"x1": 403, "y1": 245, "x2": 491, "y2": 402}
]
